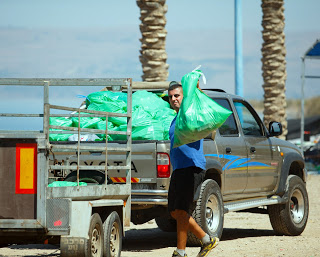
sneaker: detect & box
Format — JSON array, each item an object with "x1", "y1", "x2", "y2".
[
  {"x1": 172, "y1": 250, "x2": 188, "y2": 257},
  {"x1": 196, "y1": 237, "x2": 219, "y2": 257}
]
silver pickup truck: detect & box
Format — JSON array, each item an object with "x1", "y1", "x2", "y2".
[{"x1": 56, "y1": 88, "x2": 309, "y2": 245}]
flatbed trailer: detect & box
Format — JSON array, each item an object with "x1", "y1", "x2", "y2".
[{"x1": 0, "y1": 78, "x2": 133, "y2": 257}]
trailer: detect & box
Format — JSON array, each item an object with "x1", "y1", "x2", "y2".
[{"x1": 0, "y1": 78, "x2": 133, "y2": 257}]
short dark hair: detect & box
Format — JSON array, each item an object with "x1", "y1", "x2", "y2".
[{"x1": 168, "y1": 81, "x2": 182, "y2": 92}]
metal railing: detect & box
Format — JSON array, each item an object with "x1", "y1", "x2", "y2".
[{"x1": 0, "y1": 78, "x2": 133, "y2": 187}]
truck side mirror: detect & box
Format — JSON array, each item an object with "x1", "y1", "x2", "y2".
[{"x1": 268, "y1": 121, "x2": 282, "y2": 137}]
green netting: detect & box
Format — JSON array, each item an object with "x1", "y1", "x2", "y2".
[{"x1": 173, "y1": 70, "x2": 233, "y2": 148}]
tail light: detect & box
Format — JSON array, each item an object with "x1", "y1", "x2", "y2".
[{"x1": 157, "y1": 152, "x2": 170, "y2": 178}]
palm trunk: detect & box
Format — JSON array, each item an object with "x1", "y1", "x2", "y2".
[
  {"x1": 261, "y1": 0, "x2": 287, "y2": 139},
  {"x1": 136, "y1": 0, "x2": 169, "y2": 82}
]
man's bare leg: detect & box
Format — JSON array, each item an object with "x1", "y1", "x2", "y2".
[{"x1": 171, "y1": 209, "x2": 206, "y2": 249}]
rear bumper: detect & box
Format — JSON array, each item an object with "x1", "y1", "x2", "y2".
[{"x1": 131, "y1": 189, "x2": 168, "y2": 205}]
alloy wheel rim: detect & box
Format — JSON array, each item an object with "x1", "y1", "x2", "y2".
[{"x1": 206, "y1": 194, "x2": 220, "y2": 232}]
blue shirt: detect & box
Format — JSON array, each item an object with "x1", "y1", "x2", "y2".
[{"x1": 169, "y1": 116, "x2": 206, "y2": 171}]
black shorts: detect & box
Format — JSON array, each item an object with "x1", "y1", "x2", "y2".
[{"x1": 168, "y1": 166, "x2": 205, "y2": 213}]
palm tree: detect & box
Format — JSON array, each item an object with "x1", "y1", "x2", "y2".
[
  {"x1": 136, "y1": 0, "x2": 169, "y2": 82},
  {"x1": 261, "y1": 0, "x2": 287, "y2": 139}
]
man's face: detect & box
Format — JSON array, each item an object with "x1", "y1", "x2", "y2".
[{"x1": 168, "y1": 87, "x2": 183, "y2": 112}]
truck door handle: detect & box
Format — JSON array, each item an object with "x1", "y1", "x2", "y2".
[
  {"x1": 226, "y1": 147, "x2": 232, "y2": 154},
  {"x1": 250, "y1": 147, "x2": 256, "y2": 153}
]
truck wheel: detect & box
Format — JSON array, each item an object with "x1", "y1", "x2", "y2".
[
  {"x1": 187, "y1": 179, "x2": 224, "y2": 246},
  {"x1": 268, "y1": 175, "x2": 309, "y2": 236},
  {"x1": 64, "y1": 170, "x2": 105, "y2": 184},
  {"x1": 103, "y1": 211, "x2": 122, "y2": 257},
  {"x1": 87, "y1": 213, "x2": 104, "y2": 257},
  {"x1": 155, "y1": 215, "x2": 177, "y2": 232}
]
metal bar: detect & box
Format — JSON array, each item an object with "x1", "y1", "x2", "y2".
[
  {"x1": 0, "y1": 78, "x2": 131, "y2": 86},
  {"x1": 49, "y1": 105, "x2": 130, "y2": 118},
  {"x1": 300, "y1": 58, "x2": 305, "y2": 152},
  {"x1": 77, "y1": 110, "x2": 81, "y2": 186},
  {"x1": 0, "y1": 78, "x2": 168, "y2": 89},
  {"x1": 42, "y1": 81, "x2": 50, "y2": 227},
  {"x1": 50, "y1": 144, "x2": 129, "y2": 152},
  {"x1": 104, "y1": 114, "x2": 108, "y2": 185},
  {"x1": 132, "y1": 190, "x2": 168, "y2": 196},
  {"x1": 131, "y1": 81, "x2": 170, "y2": 89},
  {"x1": 49, "y1": 165, "x2": 131, "y2": 170},
  {"x1": 48, "y1": 125, "x2": 129, "y2": 135},
  {"x1": 131, "y1": 199, "x2": 167, "y2": 205},
  {"x1": 0, "y1": 114, "x2": 43, "y2": 117},
  {"x1": 0, "y1": 131, "x2": 44, "y2": 138},
  {"x1": 50, "y1": 113, "x2": 109, "y2": 118},
  {"x1": 304, "y1": 75, "x2": 320, "y2": 79},
  {"x1": 43, "y1": 81, "x2": 50, "y2": 145}
]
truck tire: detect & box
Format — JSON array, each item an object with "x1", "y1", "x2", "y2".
[
  {"x1": 87, "y1": 213, "x2": 104, "y2": 257},
  {"x1": 103, "y1": 211, "x2": 122, "y2": 257},
  {"x1": 64, "y1": 170, "x2": 113, "y2": 184},
  {"x1": 187, "y1": 179, "x2": 224, "y2": 246},
  {"x1": 155, "y1": 215, "x2": 177, "y2": 232},
  {"x1": 268, "y1": 175, "x2": 309, "y2": 236}
]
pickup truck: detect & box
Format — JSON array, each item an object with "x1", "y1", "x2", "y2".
[{"x1": 56, "y1": 88, "x2": 309, "y2": 246}]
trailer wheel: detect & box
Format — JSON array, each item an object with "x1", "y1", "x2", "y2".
[
  {"x1": 86, "y1": 213, "x2": 104, "y2": 257},
  {"x1": 187, "y1": 179, "x2": 224, "y2": 246},
  {"x1": 103, "y1": 211, "x2": 122, "y2": 257},
  {"x1": 268, "y1": 175, "x2": 309, "y2": 236}
]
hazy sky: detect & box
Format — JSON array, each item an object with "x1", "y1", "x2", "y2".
[{"x1": 0, "y1": 0, "x2": 319, "y2": 129}]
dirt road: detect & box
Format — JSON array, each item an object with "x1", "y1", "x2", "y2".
[{"x1": 1, "y1": 174, "x2": 319, "y2": 257}]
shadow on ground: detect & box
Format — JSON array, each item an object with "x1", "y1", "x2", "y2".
[{"x1": 122, "y1": 227, "x2": 275, "y2": 252}]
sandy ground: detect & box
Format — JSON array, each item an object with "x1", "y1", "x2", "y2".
[{"x1": 0, "y1": 174, "x2": 319, "y2": 257}]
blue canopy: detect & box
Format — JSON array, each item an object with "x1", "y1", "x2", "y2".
[
  {"x1": 300, "y1": 39, "x2": 320, "y2": 151},
  {"x1": 304, "y1": 39, "x2": 320, "y2": 59}
]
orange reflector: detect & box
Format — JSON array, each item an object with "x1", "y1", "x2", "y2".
[
  {"x1": 111, "y1": 177, "x2": 140, "y2": 183},
  {"x1": 16, "y1": 143, "x2": 37, "y2": 194}
]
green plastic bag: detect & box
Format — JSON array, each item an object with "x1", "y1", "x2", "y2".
[
  {"x1": 49, "y1": 117, "x2": 73, "y2": 141},
  {"x1": 112, "y1": 106, "x2": 165, "y2": 141},
  {"x1": 72, "y1": 114, "x2": 102, "y2": 129},
  {"x1": 153, "y1": 108, "x2": 176, "y2": 140},
  {"x1": 48, "y1": 181, "x2": 87, "y2": 187},
  {"x1": 132, "y1": 90, "x2": 170, "y2": 114},
  {"x1": 86, "y1": 91, "x2": 127, "y2": 106},
  {"x1": 173, "y1": 69, "x2": 232, "y2": 148},
  {"x1": 96, "y1": 120, "x2": 114, "y2": 141},
  {"x1": 87, "y1": 91, "x2": 127, "y2": 126}
]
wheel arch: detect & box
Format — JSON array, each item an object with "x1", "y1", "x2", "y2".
[
  {"x1": 276, "y1": 152, "x2": 306, "y2": 195},
  {"x1": 204, "y1": 158, "x2": 223, "y2": 188}
]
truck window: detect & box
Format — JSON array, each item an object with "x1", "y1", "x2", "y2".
[
  {"x1": 212, "y1": 98, "x2": 239, "y2": 136},
  {"x1": 233, "y1": 101, "x2": 263, "y2": 136}
]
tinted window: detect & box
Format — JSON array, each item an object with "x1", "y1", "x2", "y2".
[
  {"x1": 234, "y1": 101, "x2": 263, "y2": 136},
  {"x1": 213, "y1": 98, "x2": 239, "y2": 136}
]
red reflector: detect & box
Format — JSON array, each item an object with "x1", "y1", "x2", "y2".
[
  {"x1": 54, "y1": 220, "x2": 62, "y2": 227},
  {"x1": 157, "y1": 152, "x2": 170, "y2": 178},
  {"x1": 157, "y1": 165, "x2": 170, "y2": 178}
]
